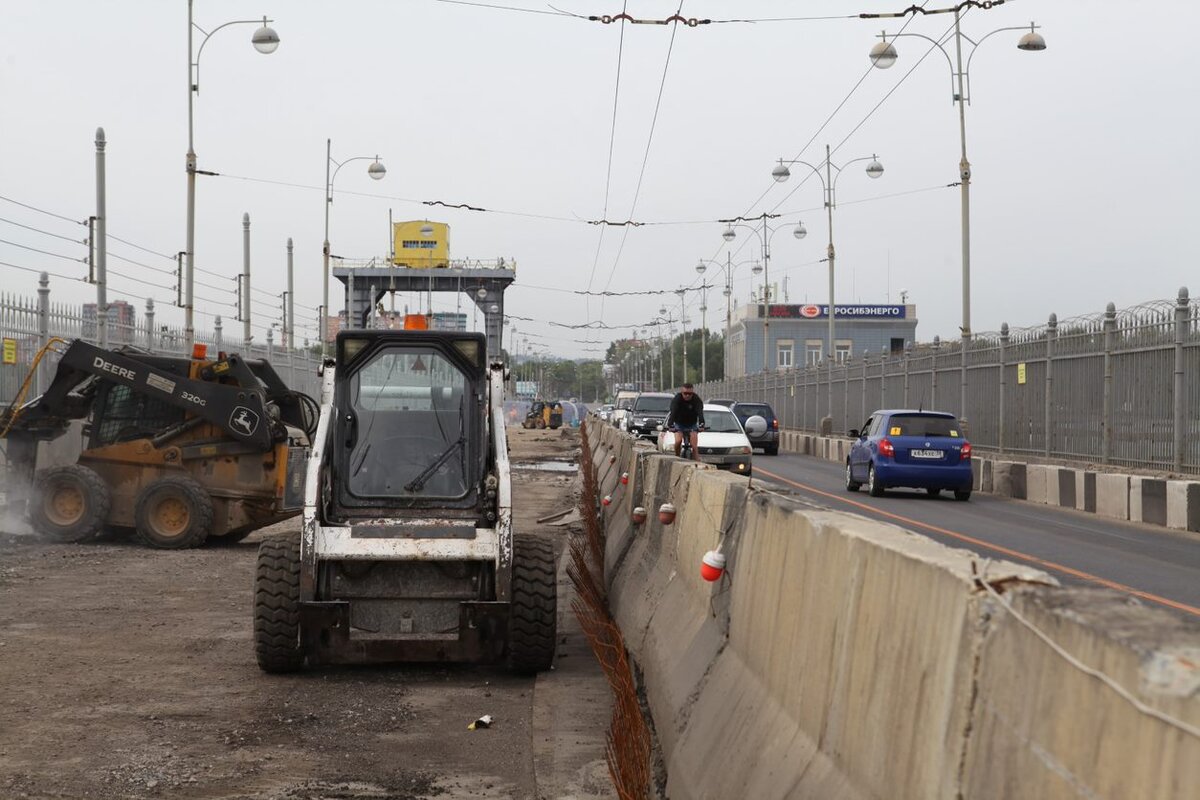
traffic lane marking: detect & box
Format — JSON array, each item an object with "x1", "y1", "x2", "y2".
[{"x1": 755, "y1": 467, "x2": 1200, "y2": 618}]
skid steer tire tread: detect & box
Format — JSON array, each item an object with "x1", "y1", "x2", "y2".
[
  {"x1": 133, "y1": 474, "x2": 214, "y2": 550},
  {"x1": 30, "y1": 464, "x2": 111, "y2": 542},
  {"x1": 508, "y1": 535, "x2": 557, "y2": 673},
  {"x1": 254, "y1": 536, "x2": 304, "y2": 673}
]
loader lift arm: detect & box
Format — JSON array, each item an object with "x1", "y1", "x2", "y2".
[{"x1": 3, "y1": 339, "x2": 306, "y2": 452}]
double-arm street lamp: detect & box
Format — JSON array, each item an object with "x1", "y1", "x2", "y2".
[
  {"x1": 697, "y1": 255, "x2": 759, "y2": 382},
  {"x1": 869, "y1": 12, "x2": 1045, "y2": 419},
  {"x1": 721, "y1": 216, "x2": 805, "y2": 373},
  {"x1": 184, "y1": 2, "x2": 280, "y2": 350},
  {"x1": 322, "y1": 141, "x2": 386, "y2": 353},
  {"x1": 772, "y1": 146, "x2": 883, "y2": 416}
]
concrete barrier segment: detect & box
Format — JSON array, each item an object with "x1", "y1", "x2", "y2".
[
  {"x1": 1026, "y1": 464, "x2": 1053, "y2": 505},
  {"x1": 964, "y1": 586, "x2": 1200, "y2": 800},
  {"x1": 1050, "y1": 467, "x2": 1077, "y2": 508},
  {"x1": 1096, "y1": 473, "x2": 1131, "y2": 520},
  {"x1": 1130, "y1": 476, "x2": 1168, "y2": 527},
  {"x1": 993, "y1": 461, "x2": 1028, "y2": 499},
  {"x1": 1075, "y1": 470, "x2": 1097, "y2": 512},
  {"x1": 1167, "y1": 480, "x2": 1200, "y2": 532}
]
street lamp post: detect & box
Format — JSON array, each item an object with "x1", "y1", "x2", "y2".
[
  {"x1": 697, "y1": 255, "x2": 759, "y2": 381},
  {"x1": 184, "y1": 4, "x2": 279, "y2": 351},
  {"x1": 772, "y1": 146, "x2": 883, "y2": 421},
  {"x1": 322, "y1": 140, "x2": 386, "y2": 354},
  {"x1": 721, "y1": 218, "x2": 805, "y2": 373},
  {"x1": 869, "y1": 15, "x2": 1045, "y2": 420}
]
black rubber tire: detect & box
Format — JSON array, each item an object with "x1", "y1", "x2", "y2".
[
  {"x1": 926, "y1": 488, "x2": 942, "y2": 497},
  {"x1": 845, "y1": 461, "x2": 861, "y2": 492},
  {"x1": 508, "y1": 535, "x2": 557, "y2": 673},
  {"x1": 254, "y1": 535, "x2": 304, "y2": 673},
  {"x1": 29, "y1": 465, "x2": 111, "y2": 543},
  {"x1": 954, "y1": 489, "x2": 972, "y2": 502},
  {"x1": 133, "y1": 474, "x2": 214, "y2": 549},
  {"x1": 867, "y1": 464, "x2": 886, "y2": 497},
  {"x1": 765, "y1": 445, "x2": 779, "y2": 456}
]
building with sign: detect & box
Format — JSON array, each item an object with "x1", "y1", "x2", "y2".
[{"x1": 725, "y1": 302, "x2": 917, "y2": 377}]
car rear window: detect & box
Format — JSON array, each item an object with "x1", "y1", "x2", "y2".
[
  {"x1": 634, "y1": 396, "x2": 672, "y2": 413},
  {"x1": 734, "y1": 404, "x2": 772, "y2": 418},
  {"x1": 887, "y1": 414, "x2": 961, "y2": 437}
]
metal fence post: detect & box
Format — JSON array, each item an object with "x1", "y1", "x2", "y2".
[
  {"x1": 931, "y1": 336, "x2": 940, "y2": 409},
  {"x1": 861, "y1": 349, "x2": 869, "y2": 423},
  {"x1": 36, "y1": 272, "x2": 50, "y2": 394},
  {"x1": 144, "y1": 298, "x2": 155, "y2": 353},
  {"x1": 1045, "y1": 313, "x2": 1057, "y2": 457},
  {"x1": 999, "y1": 322, "x2": 1009, "y2": 454},
  {"x1": 903, "y1": 342, "x2": 911, "y2": 407},
  {"x1": 880, "y1": 351, "x2": 886, "y2": 411},
  {"x1": 1175, "y1": 287, "x2": 1189, "y2": 472},
  {"x1": 267, "y1": 326, "x2": 275, "y2": 362},
  {"x1": 1102, "y1": 302, "x2": 1116, "y2": 464},
  {"x1": 214, "y1": 315, "x2": 223, "y2": 353}
]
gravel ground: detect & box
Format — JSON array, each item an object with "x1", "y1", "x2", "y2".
[{"x1": 0, "y1": 426, "x2": 606, "y2": 800}]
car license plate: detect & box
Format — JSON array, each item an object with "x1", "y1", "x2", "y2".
[{"x1": 910, "y1": 449, "x2": 944, "y2": 459}]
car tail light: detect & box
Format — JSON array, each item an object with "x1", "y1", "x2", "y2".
[
  {"x1": 771, "y1": 418, "x2": 779, "y2": 429},
  {"x1": 960, "y1": 442, "x2": 972, "y2": 461},
  {"x1": 879, "y1": 438, "x2": 895, "y2": 458}
]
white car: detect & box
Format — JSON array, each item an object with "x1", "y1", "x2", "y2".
[{"x1": 656, "y1": 404, "x2": 757, "y2": 476}]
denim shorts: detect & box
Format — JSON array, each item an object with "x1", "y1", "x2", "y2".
[{"x1": 672, "y1": 423, "x2": 701, "y2": 433}]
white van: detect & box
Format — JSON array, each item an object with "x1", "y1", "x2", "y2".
[{"x1": 610, "y1": 390, "x2": 639, "y2": 430}]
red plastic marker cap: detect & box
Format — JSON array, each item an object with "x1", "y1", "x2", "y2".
[
  {"x1": 700, "y1": 550, "x2": 726, "y2": 582},
  {"x1": 620, "y1": 472, "x2": 629, "y2": 485},
  {"x1": 632, "y1": 506, "x2": 647, "y2": 524},
  {"x1": 658, "y1": 502, "x2": 676, "y2": 525},
  {"x1": 602, "y1": 494, "x2": 612, "y2": 506}
]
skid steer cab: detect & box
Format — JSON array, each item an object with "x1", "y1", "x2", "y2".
[
  {"x1": 254, "y1": 330, "x2": 557, "y2": 673},
  {"x1": 1, "y1": 340, "x2": 316, "y2": 549}
]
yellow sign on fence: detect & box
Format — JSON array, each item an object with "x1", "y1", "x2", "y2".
[
  {"x1": 1017, "y1": 362, "x2": 1027, "y2": 385},
  {"x1": 2, "y1": 337, "x2": 16, "y2": 365}
]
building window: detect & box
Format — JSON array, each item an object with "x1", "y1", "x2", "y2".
[
  {"x1": 835, "y1": 340, "x2": 852, "y2": 363},
  {"x1": 805, "y1": 340, "x2": 822, "y2": 366},
  {"x1": 777, "y1": 340, "x2": 794, "y2": 369}
]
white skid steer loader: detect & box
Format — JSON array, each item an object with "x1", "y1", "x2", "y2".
[{"x1": 253, "y1": 330, "x2": 556, "y2": 672}]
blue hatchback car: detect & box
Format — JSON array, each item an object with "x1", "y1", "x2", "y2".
[{"x1": 846, "y1": 409, "x2": 973, "y2": 500}]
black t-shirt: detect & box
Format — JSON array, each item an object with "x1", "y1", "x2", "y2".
[{"x1": 667, "y1": 393, "x2": 704, "y2": 427}]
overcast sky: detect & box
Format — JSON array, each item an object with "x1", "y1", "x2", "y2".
[{"x1": 2, "y1": 0, "x2": 1197, "y2": 359}]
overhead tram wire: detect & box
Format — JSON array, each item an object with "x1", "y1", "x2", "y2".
[
  {"x1": 596, "y1": 0, "x2": 687, "y2": 331},
  {"x1": 0, "y1": 217, "x2": 85, "y2": 245},
  {"x1": 0, "y1": 194, "x2": 85, "y2": 227},
  {"x1": 584, "y1": 0, "x2": 629, "y2": 334},
  {"x1": 732, "y1": 0, "x2": 934, "y2": 225}
]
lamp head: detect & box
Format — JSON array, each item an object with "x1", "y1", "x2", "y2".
[
  {"x1": 793, "y1": 222, "x2": 807, "y2": 240},
  {"x1": 752, "y1": 262, "x2": 763, "y2": 276},
  {"x1": 771, "y1": 161, "x2": 791, "y2": 183},
  {"x1": 1017, "y1": 23, "x2": 1046, "y2": 51},
  {"x1": 696, "y1": 260, "x2": 707, "y2": 274},
  {"x1": 865, "y1": 156, "x2": 884, "y2": 178},
  {"x1": 869, "y1": 33, "x2": 897, "y2": 69},
  {"x1": 721, "y1": 225, "x2": 736, "y2": 242},
  {"x1": 368, "y1": 158, "x2": 386, "y2": 180},
  {"x1": 251, "y1": 18, "x2": 281, "y2": 54}
]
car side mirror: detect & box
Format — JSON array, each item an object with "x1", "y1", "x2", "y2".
[
  {"x1": 744, "y1": 415, "x2": 767, "y2": 437},
  {"x1": 656, "y1": 424, "x2": 664, "y2": 431},
  {"x1": 849, "y1": 429, "x2": 859, "y2": 438}
]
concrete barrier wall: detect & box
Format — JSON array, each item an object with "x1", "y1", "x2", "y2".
[{"x1": 588, "y1": 420, "x2": 1200, "y2": 799}]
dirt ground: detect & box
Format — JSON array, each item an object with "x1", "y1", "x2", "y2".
[{"x1": 0, "y1": 426, "x2": 611, "y2": 800}]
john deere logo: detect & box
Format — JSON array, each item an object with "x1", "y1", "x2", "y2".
[
  {"x1": 800, "y1": 304, "x2": 821, "y2": 318},
  {"x1": 229, "y1": 406, "x2": 261, "y2": 437}
]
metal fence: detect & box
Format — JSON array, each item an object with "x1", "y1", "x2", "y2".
[
  {"x1": 702, "y1": 288, "x2": 1200, "y2": 475},
  {"x1": 1, "y1": 273, "x2": 322, "y2": 407}
]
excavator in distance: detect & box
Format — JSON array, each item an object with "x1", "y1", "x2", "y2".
[{"x1": 1, "y1": 339, "x2": 317, "y2": 548}]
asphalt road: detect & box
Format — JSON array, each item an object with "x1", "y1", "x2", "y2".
[{"x1": 752, "y1": 452, "x2": 1200, "y2": 618}]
